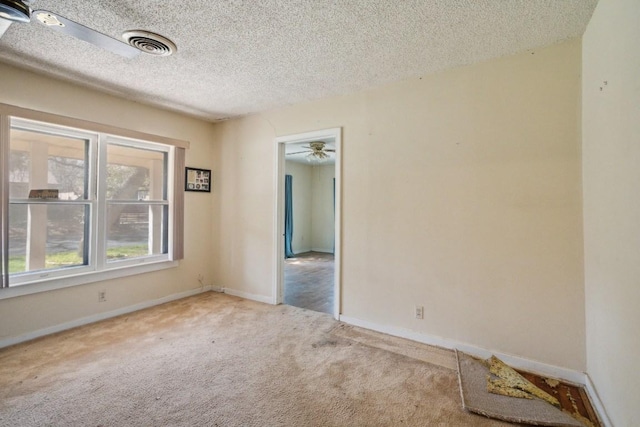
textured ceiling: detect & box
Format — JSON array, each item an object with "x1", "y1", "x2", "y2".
[{"x1": 0, "y1": 1, "x2": 598, "y2": 122}]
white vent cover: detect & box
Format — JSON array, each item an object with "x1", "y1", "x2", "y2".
[{"x1": 122, "y1": 30, "x2": 176, "y2": 56}]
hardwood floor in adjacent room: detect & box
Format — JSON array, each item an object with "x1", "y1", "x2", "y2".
[{"x1": 284, "y1": 251, "x2": 334, "y2": 314}]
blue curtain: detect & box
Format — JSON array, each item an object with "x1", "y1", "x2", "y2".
[{"x1": 284, "y1": 174, "x2": 294, "y2": 258}]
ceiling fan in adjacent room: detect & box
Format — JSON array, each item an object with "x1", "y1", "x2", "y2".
[
  {"x1": 0, "y1": 0, "x2": 176, "y2": 58},
  {"x1": 287, "y1": 141, "x2": 336, "y2": 163}
]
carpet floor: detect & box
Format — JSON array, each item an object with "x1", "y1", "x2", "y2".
[{"x1": 0, "y1": 292, "x2": 516, "y2": 426}]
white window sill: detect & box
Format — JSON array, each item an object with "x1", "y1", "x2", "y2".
[{"x1": 0, "y1": 260, "x2": 179, "y2": 300}]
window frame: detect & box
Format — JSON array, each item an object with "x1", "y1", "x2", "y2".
[
  {"x1": 99, "y1": 134, "x2": 173, "y2": 270},
  {"x1": 0, "y1": 103, "x2": 188, "y2": 300},
  {"x1": 8, "y1": 118, "x2": 98, "y2": 284}
]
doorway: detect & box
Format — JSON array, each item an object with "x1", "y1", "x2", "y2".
[{"x1": 274, "y1": 128, "x2": 341, "y2": 319}]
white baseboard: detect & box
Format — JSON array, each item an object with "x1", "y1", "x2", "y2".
[
  {"x1": 339, "y1": 315, "x2": 586, "y2": 385},
  {"x1": 585, "y1": 374, "x2": 613, "y2": 427},
  {"x1": 0, "y1": 286, "x2": 211, "y2": 349},
  {"x1": 222, "y1": 287, "x2": 274, "y2": 304}
]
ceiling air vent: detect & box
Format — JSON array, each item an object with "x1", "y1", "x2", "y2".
[{"x1": 122, "y1": 30, "x2": 176, "y2": 56}]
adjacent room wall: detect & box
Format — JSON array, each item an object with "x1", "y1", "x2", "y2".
[
  {"x1": 582, "y1": 0, "x2": 640, "y2": 425},
  {"x1": 311, "y1": 164, "x2": 335, "y2": 253},
  {"x1": 213, "y1": 39, "x2": 585, "y2": 371},
  {"x1": 284, "y1": 162, "x2": 335, "y2": 255},
  {"x1": 285, "y1": 161, "x2": 312, "y2": 254},
  {"x1": 0, "y1": 63, "x2": 216, "y2": 342}
]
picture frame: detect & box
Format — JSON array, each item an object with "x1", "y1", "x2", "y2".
[{"x1": 185, "y1": 167, "x2": 211, "y2": 192}]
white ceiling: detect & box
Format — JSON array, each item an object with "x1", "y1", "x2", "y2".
[{"x1": 0, "y1": 1, "x2": 598, "y2": 122}]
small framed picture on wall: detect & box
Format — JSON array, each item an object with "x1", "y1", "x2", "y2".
[{"x1": 185, "y1": 167, "x2": 211, "y2": 192}]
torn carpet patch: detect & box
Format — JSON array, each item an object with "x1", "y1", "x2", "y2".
[{"x1": 456, "y1": 350, "x2": 583, "y2": 426}]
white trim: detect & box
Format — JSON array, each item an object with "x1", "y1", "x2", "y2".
[
  {"x1": 0, "y1": 286, "x2": 211, "y2": 349},
  {"x1": 0, "y1": 260, "x2": 178, "y2": 300},
  {"x1": 273, "y1": 140, "x2": 285, "y2": 305},
  {"x1": 275, "y1": 128, "x2": 341, "y2": 145},
  {"x1": 274, "y1": 127, "x2": 342, "y2": 320},
  {"x1": 339, "y1": 315, "x2": 586, "y2": 385},
  {"x1": 585, "y1": 374, "x2": 613, "y2": 427},
  {"x1": 0, "y1": 114, "x2": 9, "y2": 289},
  {"x1": 223, "y1": 287, "x2": 274, "y2": 304},
  {"x1": 0, "y1": 261, "x2": 178, "y2": 300},
  {"x1": 333, "y1": 129, "x2": 342, "y2": 320},
  {"x1": 96, "y1": 133, "x2": 108, "y2": 270}
]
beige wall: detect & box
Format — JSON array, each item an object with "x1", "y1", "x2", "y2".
[
  {"x1": 214, "y1": 39, "x2": 585, "y2": 370},
  {"x1": 583, "y1": 0, "x2": 640, "y2": 425},
  {"x1": 285, "y1": 161, "x2": 313, "y2": 254},
  {"x1": 212, "y1": 116, "x2": 275, "y2": 298},
  {"x1": 311, "y1": 164, "x2": 335, "y2": 253},
  {"x1": 284, "y1": 162, "x2": 335, "y2": 255},
  {"x1": 0, "y1": 63, "x2": 216, "y2": 341}
]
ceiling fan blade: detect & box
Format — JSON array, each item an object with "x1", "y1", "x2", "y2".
[
  {"x1": 33, "y1": 10, "x2": 140, "y2": 59},
  {"x1": 286, "y1": 150, "x2": 311, "y2": 155}
]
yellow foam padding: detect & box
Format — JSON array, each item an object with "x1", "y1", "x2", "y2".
[{"x1": 487, "y1": 355, "x2": 560, "y2": 408}]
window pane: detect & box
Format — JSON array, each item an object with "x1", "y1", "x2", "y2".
[
  {"x1": 106, "y1": 144, "x2": 166, "y2": 201},
  {"x1": 106, "y1": 204, "x2": 166, "y2": 262},
  {"x1": 9, "y1": 204, "x2": 88, "y2": 274},
  {"x1": 10, "y1": 128, "x2": 87, "y2": 200}
]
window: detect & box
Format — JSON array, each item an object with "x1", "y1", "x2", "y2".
[
  {"x1": 1, "y1": 107, "x2": 187, "y2": 296},
  {"x1": 104, "y1": 140, "x2": 169, "y2": 263},
  {"x1": 8, "y1": 121, "x2": 94, "y2": 279}
]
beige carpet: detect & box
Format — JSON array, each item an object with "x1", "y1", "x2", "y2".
[{"x1": 0, "y1": 293, "x2": 515, "y2": 426}]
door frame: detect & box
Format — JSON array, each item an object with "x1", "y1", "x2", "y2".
[{"x1": 273, "y1": 127, "x2": 342, "y2": 319}]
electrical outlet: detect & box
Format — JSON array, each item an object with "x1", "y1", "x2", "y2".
[
  {"x1": 98, "y1": 290, "x2": 107, "y2": 302},
  {"x1": 415, "y1": 305, "x2": 424, "y2": 319}
]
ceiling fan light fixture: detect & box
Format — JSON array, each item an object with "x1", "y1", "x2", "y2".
[
  {"x1": 0, "y1": 0, "x2": 30, "y2": 23},
  {"x1": 306, "y1": 150, "x2": 329, "y2": 163},
  {"x1": 287, "y1": 140, "x2": 334, "y2": 163}
]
